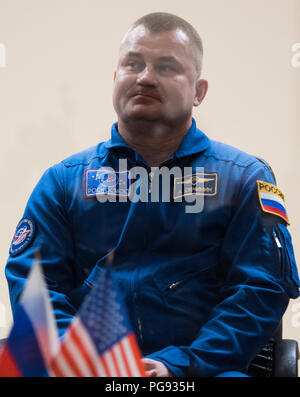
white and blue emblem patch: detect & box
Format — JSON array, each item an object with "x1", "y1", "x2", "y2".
[
  {"x1": 9, "y1": 218, "x2": 35, "y2": 257},
  {"x1": 84, "y1": 168, "x2": 131, "y2": 198},
  {"x1": 173, "y1": 172, "x2": 218, "y2": 199}
]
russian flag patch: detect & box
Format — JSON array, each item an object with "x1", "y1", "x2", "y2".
[{"x1": 257, "y1": 180, "x2": 290, "y2": 225}]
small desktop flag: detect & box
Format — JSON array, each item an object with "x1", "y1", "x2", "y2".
[
  {"x1": 0, "y1": 258, "x2": 59, "y2": 376},
  {"x1": 49, "y1": 267, "x2": 147, "y2": 377}
]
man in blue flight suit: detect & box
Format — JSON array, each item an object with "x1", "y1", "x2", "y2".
[{"x1": 5, "y1": 12, "x2": 300, "y2": 377}]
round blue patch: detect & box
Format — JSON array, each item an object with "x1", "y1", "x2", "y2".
[{"x1": 9, "y1": 218, "x2": 35, "y2": 257}]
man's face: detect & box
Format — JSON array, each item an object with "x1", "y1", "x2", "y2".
[{"x1": 113, "y1": 25, "x2": 203, "y2": 127}]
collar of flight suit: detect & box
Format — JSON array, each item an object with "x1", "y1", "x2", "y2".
[{"x1": 104, "y1": 118, "x2": 211, "y2": 162}]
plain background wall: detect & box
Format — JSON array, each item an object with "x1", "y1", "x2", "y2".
[{"x1": 0, "y1": 0, "x2": 300, "y2": 348}]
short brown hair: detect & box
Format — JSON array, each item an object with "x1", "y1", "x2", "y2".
[{"x1": 129, "y1": 12, "x2": 203, "y2": 76}]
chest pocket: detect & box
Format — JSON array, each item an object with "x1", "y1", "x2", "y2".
[{"x1": 150, "y1": 256, "x2": 221, "y2": 346}]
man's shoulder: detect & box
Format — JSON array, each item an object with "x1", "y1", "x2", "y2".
[
  {"x1": 206, "y1": 139, "x2": 269, "y2": 170},
  {"x1": 59, "y1": 141, "x2": 108, "y2": 168}
]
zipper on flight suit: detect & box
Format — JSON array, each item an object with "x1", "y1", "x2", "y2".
[
  {"x1": 135, "y1": 161, "x2": 175, "y2": 345},
  {"x1": 135, "y1": 289, "x2": 144, "y2": 345},
  {"x1": 132, "y1": 267, "x2": 144, "y2": 347},
  {"x1": 167, "y1": 280, "x2": 184, "y2": 290},
  {"x1": 273, "y1": 229, "x2": 282, "y2": 273},
  {"x1": 130, "y1": 167, "x2": 154, "y2": 347}
]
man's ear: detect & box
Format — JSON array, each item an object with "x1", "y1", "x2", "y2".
[
  {"x1": 193, "y1": 79, "x2": 208, "y2": 107},
  {"x1": 113, "y1": 71, "x2": 117, "y2": 81}
]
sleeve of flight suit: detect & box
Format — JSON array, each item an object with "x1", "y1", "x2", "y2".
[
  {"x1": 146, "y1": 161, "x2": 300, "y2": 376},
  {"x1": 5, "y1": 164, "x2": 77, "y2": 338}
]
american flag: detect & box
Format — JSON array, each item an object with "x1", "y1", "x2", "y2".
[{"x1": 49, "y1": 268, "x2": 147, "y2": 377}]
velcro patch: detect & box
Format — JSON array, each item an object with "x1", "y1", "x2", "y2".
[
  {"x1": 10, "y1": 218, "x2": 35, "y2": 257},
  {"x1": 84, "y1": 168, "x2": 131, "y2": 198},
  {"x1": 174, "y1": 173, "x2": 218, "y2": 199},
  {"x1": 257, "y1": 180, "x2": 290, "y2": 224}
]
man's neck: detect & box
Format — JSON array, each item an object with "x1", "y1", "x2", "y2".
[{"x1": 117, "y1": 119, "x2": 192, "y2": 167}]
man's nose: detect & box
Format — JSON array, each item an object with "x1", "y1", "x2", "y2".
[{"x1": 136, "y1": 66, "x2": 158, "y2": 86}]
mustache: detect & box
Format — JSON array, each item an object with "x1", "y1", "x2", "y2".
[{"x1": 130, "y1": 89, "x2": 163, "y2": 102}]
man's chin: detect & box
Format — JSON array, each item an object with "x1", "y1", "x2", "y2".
[{"x1": 125, "y1": 110, "x2": 162, "y2": 122}]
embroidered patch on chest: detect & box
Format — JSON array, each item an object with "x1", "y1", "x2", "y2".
[
  {"x1": 10, "y1": 218, "x2": 35, "y2": 257},
  {"x1": 257, "y1": 180, "x2": 290, "y2": 224},
  {"x1": 84, "y1": 168, "x2": 131, "y2": 198},
  {"x1": 173, "y1": 172, "x2": 218, "y2": 199}
]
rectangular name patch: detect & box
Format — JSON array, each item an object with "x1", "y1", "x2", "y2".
[
  {"x1": 257, "y1": 180, "x2": 290, "y2": 224},
  {"x1": 174, "y1": 173, "x2": 218, "y2": 199},
  {"x1": 84, "y1": 168, "x2": 131, "y2": 198}
]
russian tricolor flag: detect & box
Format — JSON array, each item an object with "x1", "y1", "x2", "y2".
[
  {"x1": 257, "y1": 180, "x2": 290, "y2": 225},
  {"x1": 260, "y1": 191, "x2": 289, "y2": 224},
  {"x1": 0, "y1": 259, "x2": 59, "y2": 377}
]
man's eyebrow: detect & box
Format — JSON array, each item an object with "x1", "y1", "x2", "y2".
[
  {"x1": 157, "y1": 56, "x2": 179, "y2": 63},
  {"x1": 125, "y1": 53, "x2": 179, "y2": 63},
  {"x1": 126, "y1": 51, "x2": 143, "y2": 58}
]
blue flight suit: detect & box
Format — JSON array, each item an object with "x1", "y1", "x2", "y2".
[{"x1": 5, "y1": 118, "x2": 300, "y2": 377}]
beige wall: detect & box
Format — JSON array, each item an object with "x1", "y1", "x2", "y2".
[{"x1": 0, "y1": 0, "x2": 299, "y2": 349}]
